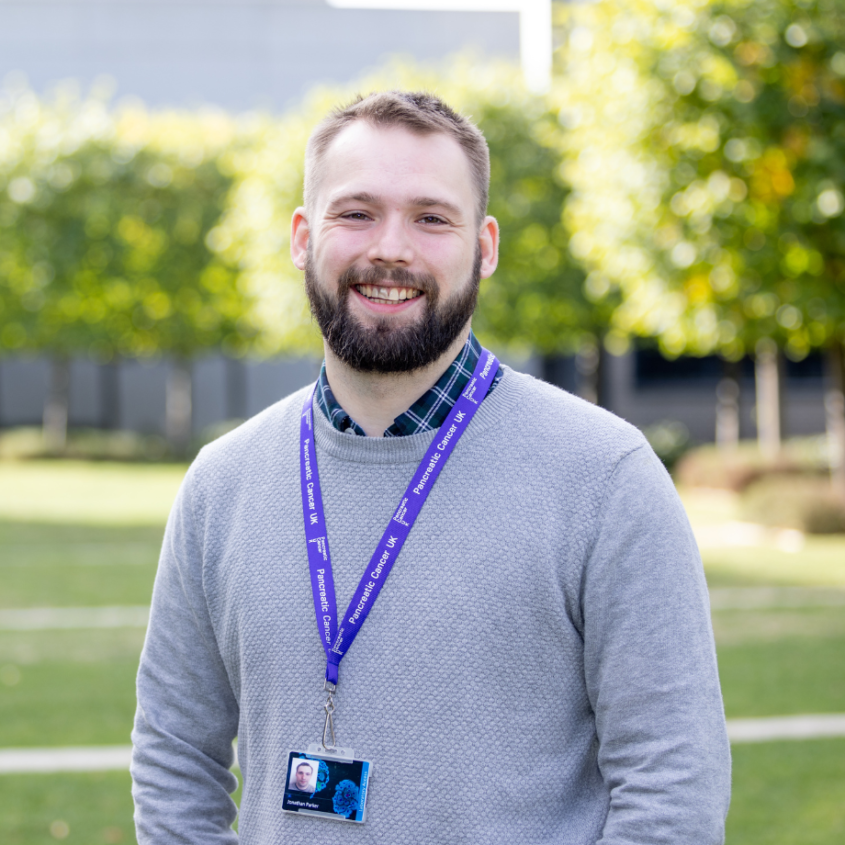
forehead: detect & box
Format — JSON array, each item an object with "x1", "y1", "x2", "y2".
[{"x1": 315, "y1": 121, "x2": 475, "y2": 212}]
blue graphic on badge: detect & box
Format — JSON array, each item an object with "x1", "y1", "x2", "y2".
[
  {"x1": 332, "y1": 779, "x2": 359, "y2": 818},
  {"x1": 312, "y1": 759, "x2": 329, "y2": 795}
]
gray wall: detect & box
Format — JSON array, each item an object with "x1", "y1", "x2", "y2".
[
  {"x1": 0, "y1": 351, "x2": 828, "y2": 443},
  {"x1": 0, "y1": 0, "x2": 519, "y2": 111},
  {"x1": 0, "y1": 355, "x2": 322, "y2": 435},
  {"x1": 603, "y1": 352, "x2": 827, "y2": 443}
]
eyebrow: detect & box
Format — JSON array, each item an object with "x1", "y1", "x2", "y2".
[
  {"x1": 410, "y1": 196, "x2": 463, "y2": 217},
  {"x1": 327, "y1": 192, "x2": 463, "y2": 218}
]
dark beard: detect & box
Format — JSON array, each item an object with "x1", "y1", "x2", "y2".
[{"x1": 304, "y1": 247, "x2": 481, "y2": 373}]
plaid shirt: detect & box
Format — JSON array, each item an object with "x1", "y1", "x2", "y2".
[{"x1": 315, "y1": 332, "x2": 504, "y2": 437}]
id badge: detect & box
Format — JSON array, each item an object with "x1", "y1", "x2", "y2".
[{"x1": 282, "y1": 745, "x2": 372, "y2": 824}]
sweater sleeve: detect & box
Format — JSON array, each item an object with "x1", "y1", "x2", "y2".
[
  {"x1": 131, "y1": 469, "x2": 240, "y2": 843},
  {"x1": 581, "y1": 444, "x2": 731, "y2": 845}
]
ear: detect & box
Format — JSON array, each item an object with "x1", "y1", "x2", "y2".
[
  {"x1": 478, "y1": 216, "x2": 499, "y2": 279},
  {"x1": 291, "y1": 207, "x2": 310, "y2": 270}
]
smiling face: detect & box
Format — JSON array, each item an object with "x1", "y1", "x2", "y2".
[{"x1": 291, "y1": 121, "x2": 498, "y2": 373}]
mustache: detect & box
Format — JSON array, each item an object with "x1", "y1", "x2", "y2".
[{"x1": 336, "y1": 264, "x2": 439, "y2": 303}]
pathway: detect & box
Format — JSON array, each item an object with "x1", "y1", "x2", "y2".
[
  {"x1": 2, "y1": 715, "x2": 845, "y2": 774},
  {"x1": 4, "y1": 587, "x2": 845, "y2": 630}
]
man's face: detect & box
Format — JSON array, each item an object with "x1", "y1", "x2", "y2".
[
  {"x1": 295, "y1": 764, "x2": 312, "y2": 789},
  {"x1": 291, "y1": 122, "x2": 498, "y2": 373}
]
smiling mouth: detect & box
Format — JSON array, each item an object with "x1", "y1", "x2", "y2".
[{"x1": 354, "y1": 284, "x2": 424, "y2": 304}]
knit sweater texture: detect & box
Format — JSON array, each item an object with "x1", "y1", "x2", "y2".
[{"x1": 131, "y1": 367, "x2": 731, "y2": 844}]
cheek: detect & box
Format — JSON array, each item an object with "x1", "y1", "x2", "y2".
[{"x1": 317, "y1": 228, "x2": 369, "y2": 264}]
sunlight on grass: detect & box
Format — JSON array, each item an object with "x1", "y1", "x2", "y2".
[
  {"x1": 679, "y1": 486, "x2": 845, "y2": 587},
  {"x1": 0, "y1": 462, "x2": 186, "y2": 526}
]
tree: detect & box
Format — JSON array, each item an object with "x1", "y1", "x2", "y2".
[
  {"x1": 558, "y1": 0, "x2": 845, "y2": 481},
  {"x1": 0, "y1": 82, "x2": 256, "y2": 452}
]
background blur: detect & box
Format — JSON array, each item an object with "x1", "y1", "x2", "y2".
[{"x1": 1, "y1": 1, "x2": 844, "y2": 843}]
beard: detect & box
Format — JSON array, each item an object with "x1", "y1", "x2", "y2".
[{"x1": 304, "y1": 246, "x2": 481, "y2": 373}]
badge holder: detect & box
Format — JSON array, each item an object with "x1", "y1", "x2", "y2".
[{"x1": 282, "y1": 682, "x2": 372, "y2": 824}]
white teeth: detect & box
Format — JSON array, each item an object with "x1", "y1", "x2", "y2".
[{"x1": 355, "y1": 284, "x2": 423, "y2": 303}]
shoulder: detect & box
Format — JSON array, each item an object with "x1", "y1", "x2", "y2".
[{"x1": 494, "y1": 367, "x2": 650, "y2": 470}]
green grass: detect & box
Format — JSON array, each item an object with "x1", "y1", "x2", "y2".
[
  {"x1": 0, "y1": 522, "x2": 161, "y2": 607},
  {"x1": 728, "y1": 738, "x2": 845, "y2": 844},
  {"x1": 703, "y1": 540, "x2": 845, "y2": 588},
  {"x1": 0, "y1": 461, "x2": 186, "y2": 526},
  {"x1": 0, "y1": 771, "x2": 243, "y2": 844},
  {"x1": 0, "y1": 462, "x2": 844, "y2": 843},
  {"x1": 713, "y1": 608, "x2": 845, "y2": 717},
  {"x1": 0, "y1": 631, "x2": 143, "y2": 746},
  {"x1": 679, "y1": 486, "x2": 845, "y2": 587},
  {"x1": 0, "y1": 771, "x2": 138, "y2": 845}
]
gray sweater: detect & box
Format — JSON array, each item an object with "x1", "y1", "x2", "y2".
[{"x1": 131, "y1": 368, "x2": 730, "y2": 844}]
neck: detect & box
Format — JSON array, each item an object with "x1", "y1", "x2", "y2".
[{"x1": 323, "y1": 325, "x2": 471, "y2": 437}]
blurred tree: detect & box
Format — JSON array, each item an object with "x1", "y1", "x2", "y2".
[
  {"x1": 212, "y1": 59, "x2": 604, "y2": 400},
  {"x1": 0, "y1": 84, "x2": 255, "y2": 453},
  {"x1": 558, "y1": 0, "x2": 845, "y2": 478}
]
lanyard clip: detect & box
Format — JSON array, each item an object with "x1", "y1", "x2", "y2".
[{"x1": 321, "y1": 680, "x2": 337, "y2": 752}]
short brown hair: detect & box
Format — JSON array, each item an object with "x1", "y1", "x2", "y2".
[{"x1": 303, "y1": 91, "x2": 490, "y2": 225}]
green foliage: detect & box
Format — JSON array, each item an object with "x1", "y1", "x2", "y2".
[
  {"x1": 558, "y1": 0, "x2": 845, "y2": 360},
  {"x1": 0, "y1": 83, "x2": 255, "y2": 361}
]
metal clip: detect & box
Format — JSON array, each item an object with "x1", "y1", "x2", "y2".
[{"x1": 321, "y1": 681, "x2": 337, "y2": 752}]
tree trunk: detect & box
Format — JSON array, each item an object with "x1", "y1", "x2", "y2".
[
  {"x1": 166, "y1": 358, "x2": 192, "y2": 457},
  {"x1": 577, "y1": 338, "x2": 608, "y2": 408},
  {"x1": 43, "y1": 357, "x2": 70, "y2": 453},
  {"x1": 225, "y1": 356, "x2": 247, "y2": 421},
  {"x1": 715, "y1": 360, "x2": 740, "y2": 451},
  {"x1": 755, "y1": 338, "x2": 782, "y2": 461},
  {"x1": 825, "y1": 340, "x2": 845, "y2": 498}
]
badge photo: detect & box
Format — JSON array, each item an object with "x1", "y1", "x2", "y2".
[{"x1": 282, "y1": 749, "x2": 372, "y2": 824}]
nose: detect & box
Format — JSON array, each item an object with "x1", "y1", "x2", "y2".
[{"x1": 366, "y1": 215, "x2": 414, "y2": 267}]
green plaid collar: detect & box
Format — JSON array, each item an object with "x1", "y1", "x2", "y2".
[{"x1": 315, "y1": 332, "x2": 503, "y2": 438}]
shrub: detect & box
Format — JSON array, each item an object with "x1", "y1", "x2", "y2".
[
  {"x1": 642, "y1": 420, "x2": 691, "y2": 472},
  {"x1": 675, "y1": 437, "x2": 831, "y2": 491},
  {"x1": 741, "y1": 474, "x2": 845, "y2": 534}
]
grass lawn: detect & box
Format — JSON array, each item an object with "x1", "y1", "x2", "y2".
[
  {"x1": 0, "y1": 461, "x2": 844, "y2": 843},
  {"x1": 0, "y1": 522, "x2": 162, "y2": 608},
  {"x1": 0, "y1": 629, "x2": 143, "y2": 747},
  {"x1": 0, "y1": 771, "x2": 138, "y2": 845},
  {"x1": 0, "y1": 771, "x2": 244, "y2": 845},
  {"x1": 728, "y1": 738, "x2": 845, "y2": 845},
  {"x1": 0, "y1": 461, "x2": 186, "y2": 526},
  {"x1": 714, "y1": 607, "x2": 845, "y2": 717}
]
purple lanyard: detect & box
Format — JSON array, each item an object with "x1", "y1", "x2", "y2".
[{"x1": 299, "y1": 349, "x2": 499, "y2": 686}]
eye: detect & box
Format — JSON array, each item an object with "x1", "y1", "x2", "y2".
[
  {"x1": 341, "y1": 211, "x2": 371, "y2": 221},
  {"x1": 419, "y1": 214, "x2": 447, "y2": 225}
]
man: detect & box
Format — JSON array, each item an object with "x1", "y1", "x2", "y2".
[
  {"x1": 289, "y1": 761, "x2": 314, "y2": 792},
  {"x1": 132, "y1": 91, "x2": 731, "y2": 843}
]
